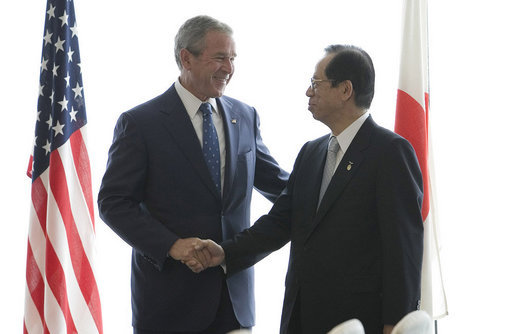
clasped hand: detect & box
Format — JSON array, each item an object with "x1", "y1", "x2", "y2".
[{"x1": 168, "y1": 238, "x2": 224, "y2": 273}]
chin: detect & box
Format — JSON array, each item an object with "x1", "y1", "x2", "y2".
[
  {"x1": 206, "y1": 89, "x2": 223, "y2": 98},
  {"x1": 212, "y1": 86, "x2": 226, "y2": 97}
]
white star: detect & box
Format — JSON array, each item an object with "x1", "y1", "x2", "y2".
[
  {"x1": 55, "y1": 37, "x2": 65, "y2": 53},
  {"x1": 67, "y1": 47, "x2": 74, "y2": 62},
  {"x1": 77, "y1": 62, "x2": 82, "y2": 73},
  {"x1": 59, "y1": 10, "x2": 69, "y2": 27},
  {"x1": 58, "y1": 96, "x2": 69, "y2": 112},
  {"x1": 64, "y1": 72, "x2": 71, "y2": 87},
  {"x1": 52, "y1": 63, "x2": 60, "y2": 77},
  {"x1": 43, "y1": 30, "x2": 53, "y2": 46},
  {"x1": 47, "y1": 4, "x2": 56, "y2": 19},
  {"x1": 46, "y1": 115, "x2": 53, "y2": 130},
  {"x1": 70, "y1": 22, "x2": 79, "y2": 38},
  {"x1": 69, "y1": 107, "x2": 78, "y2": 122},
  {"x1": 43, "y1": 140, "x2": 51, "y2": 155},
  {"x1": 39, "y1": 83, "x2": 44, "y2": 96},
  {"x1": 37, "y1": 111, "x2": 41, "y2": 121},
  {"x1": 34, "y1": 136, "x2": 38, "y2": 147},
  {"x1": 50, "y1": 90, "x2": 55, "y2": 104},
  {"x1": 72, "y1": 82, "x2": 83, "y2": 99},
  {"x1": 52, "y1": 120, "x2": 65, "y2": 137},
  {"x1": 40, "y1": 57, "x2": 48, "y2": 72}
]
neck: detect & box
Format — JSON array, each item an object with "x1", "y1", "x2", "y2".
[
  {"x1": 178, "y1": 75, "x2": 209, "y2": 102},
  {"x1": 328, "y1": 108, "x2": 366, "y2": 136}
]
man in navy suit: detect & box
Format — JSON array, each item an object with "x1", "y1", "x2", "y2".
[
  {"x1": 98, "y1": 15, "x2": 288, "y2": 334},
  {"x1": 192, "y1": 45, "x2": 424, "y2": 334}
]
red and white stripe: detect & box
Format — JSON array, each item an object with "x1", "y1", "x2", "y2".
[
  {"x1": 24, "y1": 127, "x2": 103, "y2": 334},
  {"x1": 395, "y1": 0, "x2": 448, "y2": 320}
]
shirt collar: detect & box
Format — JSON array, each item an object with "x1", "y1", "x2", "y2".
[
  {"x1": 333, "y1": 112, "x2": 370, "y2": 154},
  {"x1": 175, "y1": 78, "x2": 218, "y2": 119}
]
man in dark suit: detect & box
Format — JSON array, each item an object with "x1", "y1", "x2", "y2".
[
  {"x1": 192, "y1": 45, "x2": 424, "y2": 334},
  {"x1": 97, "y1": 15, "x2": 288, "y2": 334}
]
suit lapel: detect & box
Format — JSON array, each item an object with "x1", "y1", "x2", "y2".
[
  {"x1": 159, "y1": 85, "x2": 221, "y2": 200},
  {"x1": 306, "y1": 117, "x2": 376, "y2": 240},
  {"x1": 217, "y1": 97, "x2": 239, "y2": 202},
  {"x1": 303, "y1": 135, "x2": 331, "y2": 224}
]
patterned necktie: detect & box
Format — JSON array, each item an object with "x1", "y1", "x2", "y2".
[
  {"x1": 200, "y1": 103, "x2": 221, "y2": 194},
  {"x1": 318, "y1": 136, "x2": 340, "y2": 207}
]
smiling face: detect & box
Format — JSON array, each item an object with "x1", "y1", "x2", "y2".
[{"x1": 179, "y1": 30, "x2": 236, "y2": 101}]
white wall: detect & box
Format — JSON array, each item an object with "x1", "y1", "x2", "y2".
[{"x1": 2, "y1": 0, "x2": 513, "y2": 332}]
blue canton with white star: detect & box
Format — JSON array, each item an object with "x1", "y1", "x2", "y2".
[{"x1": 31, "y1": 0, "x2": 87, "y2": 181}]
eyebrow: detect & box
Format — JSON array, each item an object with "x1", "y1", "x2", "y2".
[{"x1": 212, "y1": 52, "x2": 237, "y2": 58}]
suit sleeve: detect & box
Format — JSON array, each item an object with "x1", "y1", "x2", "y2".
[
  {"x1": 223, "y1": 142, "x2": 308, "y2": 276},
  {"x1": 98, "y1": 112, "x2": 178, "y2": 270},
  {"x1": 251, "y1": 108, "x2": 289, "y2": 201},
  {"x1": 376, "y1": 137, "x2": 424, "y2": 325}
]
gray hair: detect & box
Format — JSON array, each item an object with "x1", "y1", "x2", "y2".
[{"x1": 174, "y1": 15, "x2": 233, "y2": 70}]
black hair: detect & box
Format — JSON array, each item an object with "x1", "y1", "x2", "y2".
[{"x1": 324, "y1": 45, "x2": 375, "y2": 109}]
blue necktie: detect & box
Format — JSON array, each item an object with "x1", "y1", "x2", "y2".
[{"x1": 200, "y1": 103, "x2": 221, "y2": 193}]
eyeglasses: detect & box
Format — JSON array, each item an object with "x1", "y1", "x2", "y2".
[{"x1": 310, "y1": 78, "x2": 334, "y2": 90}]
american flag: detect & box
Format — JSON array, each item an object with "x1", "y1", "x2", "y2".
[{"x1": 24, "y1": 0, "x2": 103, "y2": 333}]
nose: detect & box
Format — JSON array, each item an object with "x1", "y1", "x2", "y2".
[
  {"x1": 306, "y1": 85, "x2": 314, "y2": 97},
  {"x1": 221, "y1": 57, "x2": 235, "y2": 74}
]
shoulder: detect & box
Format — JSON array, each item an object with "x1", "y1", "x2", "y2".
[
  {"x1": 219, "y1": 95, "x2": 255, "y2": 116},
  {"x1": 219, "y1": 95, "x2": 251, "y2": 109},
  {"x1": 129, "y1": 88, "x2": 175, "y2": 115},
  {"x1": 350, "y1": 117, "x2": 419, "y2": 170},
  {"x1": 307, "y1": 134, "x2": 330, "y2": 147},
  {"x1": 118, "y1": 87, "x2": 179, "y2": 126},
  {"x1": 365, "y1": 117, "x2": 414, "y2": 150},
  {"x1": 298, "y1": 134, "x2": 330, "y2": 158},
  {"x1": 369, "y1": 125, "x2": 420, "y2": 174}
]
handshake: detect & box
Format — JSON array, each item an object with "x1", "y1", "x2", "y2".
[{"x1": 168, "y1": 238, "x2": 226, "y2": 273}]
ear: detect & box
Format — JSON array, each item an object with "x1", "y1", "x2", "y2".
[
  {"x1": 339, "y1": 80, "x2": 354, "y2": 102},
  {"x1": 180, "y1": 48, "x2": 193, "y2": 71}
]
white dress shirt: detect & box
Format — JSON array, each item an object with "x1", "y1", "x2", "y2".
[
  {"x1": 175, "y1": 79, "x2": 226, "y2": 194},
  {"x1": 330, "y1": 112, "x2": 370, "y2": 173}
]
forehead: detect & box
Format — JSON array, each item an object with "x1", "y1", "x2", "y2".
[
  {"x1": 314, "y1": 53, "x2": 335, "y2": 78},
  {"x1": 203, "y1": 30, "x2": 236, "y2": 55}
]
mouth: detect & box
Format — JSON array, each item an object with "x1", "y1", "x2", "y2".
[
  {"x1": 213, "y1": 75, "x2": 230, "y2": 85},
  {"x1": 308, "y1": 102, "x2": 317, "y2": 114}
]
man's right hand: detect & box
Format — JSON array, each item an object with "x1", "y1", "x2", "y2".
[
  {"x1": 168, "y1": 237, "x2": 210, "y2": 271},
  {"x1": 183, "y1": 239, "x2": 225, "y2": 273}
]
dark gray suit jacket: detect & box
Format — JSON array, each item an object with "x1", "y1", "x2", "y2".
[
  {"x1": 222, "y1": 116, "x2": 424, "y2": 334},
  {"x1": 98, "y1": 85, "x2": 288, "y2": 332}
]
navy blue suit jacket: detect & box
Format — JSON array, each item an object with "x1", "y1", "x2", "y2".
[
  {"x1": 98, "y1": 85, "x2": 288, "y2": 332},
  {"x1": 222, "y1": 117, "x2": 424, "y2": 334}
]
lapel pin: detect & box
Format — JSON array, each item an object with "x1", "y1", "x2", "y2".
[
  {"x1": 231, "y1": 119, "x2": 237, "y2": 124},
  {"x1": 347, "y1": 161, "x2": 354, "y2": 171}
]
